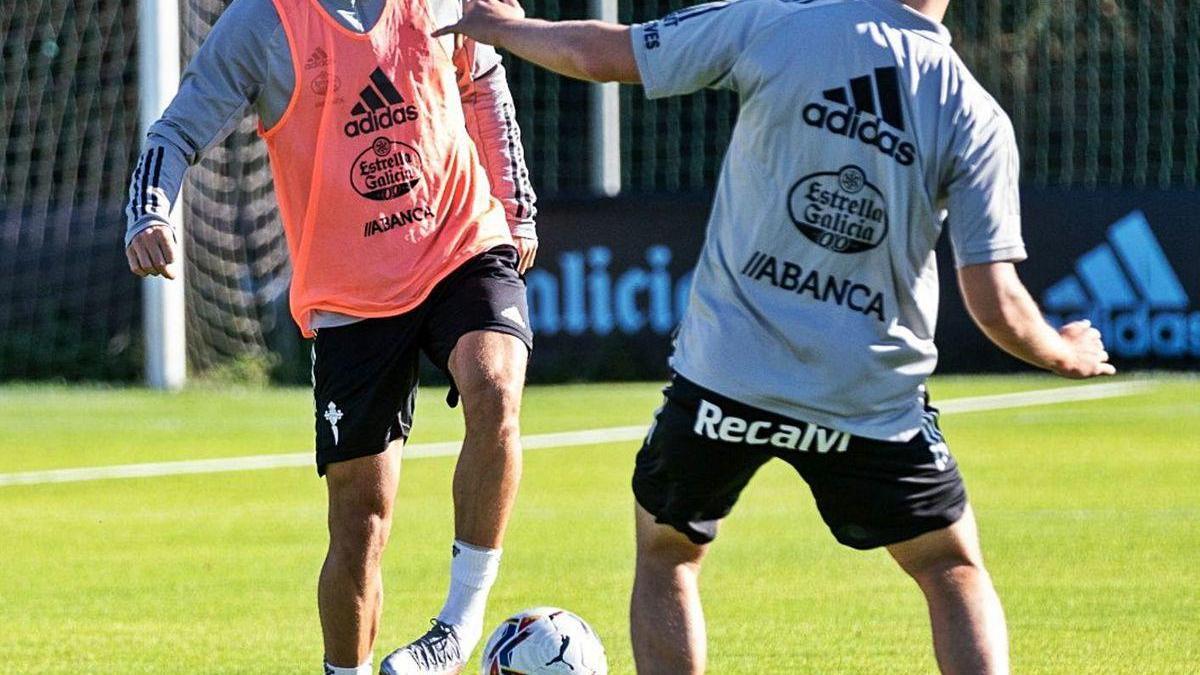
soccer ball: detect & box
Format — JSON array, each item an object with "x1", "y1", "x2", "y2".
[{"x1": 480, "y1": 607, "x2": 608, "y2": 675}]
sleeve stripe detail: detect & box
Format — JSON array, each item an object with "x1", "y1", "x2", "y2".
[
  {"x1": 138, "y1": 149, "x2": 154, "y2": 216},
  {"x1": 128, "y1": 151, "x2": 147, "y2": 218},
  {"x1": 502, "y1": 103, "x2": 522, "y2": 219},
  {"x1": 472, "y1": 63, "x2": 501, "y2": 82},
  {"x1": 664, "y1": 2, "x2": 731, "y2": 23},
  {"x1": 501, "y1": 101, "x2": 534, "y2": 221},
  {"x1": 129, "y1": 146, "x2": 167, "y2": 219},
  {"x1": 149, "y1": 146, "x2": 165, "y2": 212}
]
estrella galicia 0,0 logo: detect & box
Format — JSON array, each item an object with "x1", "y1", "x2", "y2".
[
  {"x1": 788, "y1": 165, "x2": 889, "y2": 253},
  {"x1": 351, "y1": 137, "x2": 423, "y2": 201}
]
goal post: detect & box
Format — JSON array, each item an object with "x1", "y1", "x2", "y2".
[
  {"x1": 589, "y1": 0, "x2": 621, "y2": 197},
  {"x1": 139, "y1": 0, "x2": 187, "y2": 390}
]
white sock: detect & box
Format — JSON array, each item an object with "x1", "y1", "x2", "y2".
[
  {"x1": 436, "y1": 539, "x2": 502, "y2": 651},
  {"x1": 323, "y1": 659, "x2": 372, "y2": 675}
]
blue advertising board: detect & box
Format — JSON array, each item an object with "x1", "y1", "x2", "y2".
[
  {"x1": 525, "y1": 190, "x2": 1199, "y2": 380},
  {"x1": 1031, "y1": 204, "x2": 1199, "y2": 362}
]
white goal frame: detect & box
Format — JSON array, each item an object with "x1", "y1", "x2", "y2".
[
  {"x1": 139, "y1": 0, "x2": 186, "y2": 390},
  {"x1": 588, "y1": 0, "x2": 621, "y2": 196}
]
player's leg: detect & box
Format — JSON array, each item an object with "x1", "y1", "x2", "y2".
[
  {"x1": 320, "y1": 445, "x2": 402, "y2": 671},
  {"x1": 631, "y1": 503, "x2": 710, "y2": 675},
  {"x1": 431, "y1": 328, "x2": 527, "y2": 648},
  {"x1": 887, "y1": 506, "x2": 1009, "y2": 675},
  {"x1": 446, "y1": 329, "x2": 527, "y2": 550},
  {"x1": 799, "y1": 405, "x2": 1006, "y2": 674},
  {"x1": 312, "y1": 318, "x2": 421, "y2": 674},
  {"x1": 381, "y1": 246, "x2": 531, "y2": 674},
  {"x1": 628, "y1": 374, "x2": 772, "y2": 674}
]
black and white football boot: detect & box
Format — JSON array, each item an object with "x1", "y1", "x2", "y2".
[{"x1": 379, "y1": 620, "x2": 467, "y2": 675}]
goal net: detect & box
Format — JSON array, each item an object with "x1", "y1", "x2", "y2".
[
  {"x1": 0, "y1": 0, "x2": 143, "y2": 380},
  {"x1": 0, "y1": 0, "x2": 293, "y2": 383},
  {"x1": 178, "y1": 0, "x2": 293, "y2": 381}
]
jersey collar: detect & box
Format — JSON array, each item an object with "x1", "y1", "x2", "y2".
[{"x1": 863, "y1": 0, "x2": 953, "y2": 45}]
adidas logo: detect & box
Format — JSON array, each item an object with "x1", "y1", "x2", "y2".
[
  {"x1": 343, "y1": 67, "x2": 419, "y2": 138},
  {"x1": 802, "y1": 67, "x2": 916, "y2": 166},
  {"x1": 1042, "y1": 211, "x2": 1198, "y2": 359},
  {"x1": 305, "y1": 47, "x2": 329, "y2": 70},
  {"x1": 501, "y1": 306, "x2": 527, "y2": 329}
]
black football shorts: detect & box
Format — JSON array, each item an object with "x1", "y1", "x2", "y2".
[
  {"x1": 632, "y1": 373, "x2": 967, "y2": 549},
  {"x1": 311, "y1": 245, "x2": 532, "y2": 475}
]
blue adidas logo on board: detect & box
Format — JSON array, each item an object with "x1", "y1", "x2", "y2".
[{"x1": 1042, "y1": 211, "x2": 1199, "y2": 359}]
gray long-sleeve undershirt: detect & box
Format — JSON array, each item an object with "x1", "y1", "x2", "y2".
[{"x1": 126, "y1": 0, "x2": 537, "y2": 248}]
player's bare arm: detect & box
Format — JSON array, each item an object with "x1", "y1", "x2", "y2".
[
  {"x1": 958, "y1": 262, "x2": 1115, "y2": 378},
  {"x1": 434, "y1": 0, "x2": 640, "y2": 83}
]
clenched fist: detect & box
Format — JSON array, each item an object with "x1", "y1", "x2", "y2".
[
  {"x1": 126, "y1": 225, "x2": 181, "y2": 280},
  {"x1": 1053, "y1": 320, "x2": 1116, "y2": 378}
]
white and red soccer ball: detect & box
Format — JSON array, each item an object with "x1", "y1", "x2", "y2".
[{"x1": 481, "y1": 607, "x2": 608, "y2": 675}]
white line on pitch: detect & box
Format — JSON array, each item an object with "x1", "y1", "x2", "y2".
[
  {"x1": 0, "y1": 381, "x2": 1154, "y2": 488},
  {"x1": 0, "y1": 426, "x2": 651, "y2": 487},
  {"x1": 935, "y1": 380, "x2": 1157, "y2": 413}
]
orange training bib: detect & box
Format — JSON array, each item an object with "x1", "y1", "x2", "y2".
[{"x1": 262, "y1": 0, "x2": 511, "y2": 335}]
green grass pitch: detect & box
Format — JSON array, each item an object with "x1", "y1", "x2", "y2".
[{"x1": 0, "y1": 375, "x2": 1197, "y2": 673}]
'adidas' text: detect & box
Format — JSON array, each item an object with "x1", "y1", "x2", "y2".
[
  {"x1": 805, "y1": 67, "x2": 915, "y2": 166},
  {"x1": 344, "y1": 68, "x2": 419, "y2": 138},
  {"x1": 803, "y1": 103, "x2": 916, "y2": 166}
]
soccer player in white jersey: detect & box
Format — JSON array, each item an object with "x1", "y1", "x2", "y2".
[{"x1": 438, "y1": 0, "x2": 1115, "y2": 672}]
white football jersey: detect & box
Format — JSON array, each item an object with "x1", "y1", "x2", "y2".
[{"x1": 631, "y1": 0, "x2": 1025, "y2": 440}]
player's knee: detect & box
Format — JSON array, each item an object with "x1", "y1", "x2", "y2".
[
  {"x1": 635, "y1": 505, "x2": 708, "y2": 571},
  {"x1": 328, "y1": 492, "x2": 395, "y2": 574},
  {"x1": 638, "y1": 528, "x2": 707, "y2": 572},
  {"x1": 458, "y1": 369, "x2": 523, "y2": 440},
  {"x1": 451, "y1": 331, "x2": 526, "y2": 437},
  {"x1": 902, "y1": 549, "x2": 987, "y2": 591},
  {"x1": 889, "y1": 510, "x2": 987, "y2": 588}
]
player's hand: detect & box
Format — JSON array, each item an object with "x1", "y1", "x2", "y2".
[
  {"x1": 432, "y1": 0, "x2": 526, "y2": 45},
  {"x1": 1054, "y1": 320, "x2": 1116, "y2": 378},
  {"x1": 514, "y1": 235, "x2": 538, "y2": 275},
  {"x1": 126, "y1": 225, "x2": 181, "y2": 280}
]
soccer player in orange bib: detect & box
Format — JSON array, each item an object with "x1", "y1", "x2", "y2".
[{"x1": 124, "y1": 2, "x2": 538, "y2": 673}]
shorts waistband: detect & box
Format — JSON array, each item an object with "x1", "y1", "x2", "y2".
[{"x1": 668, "y1": 373, "x2": 863, "y2": 454}]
